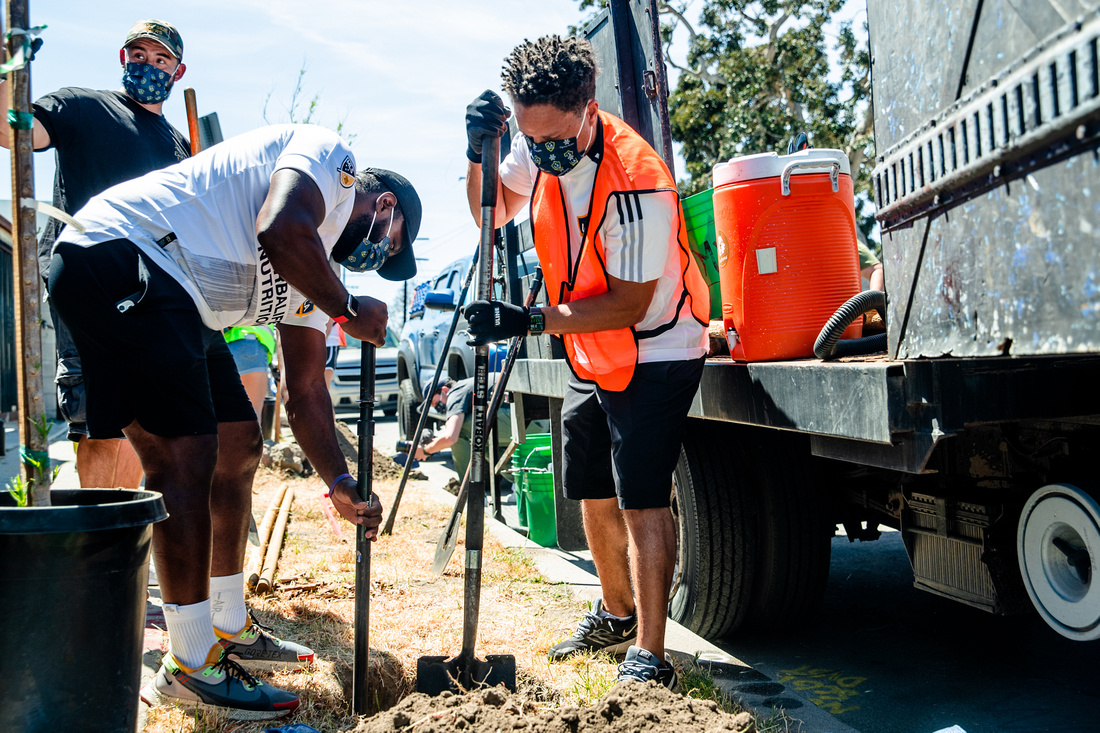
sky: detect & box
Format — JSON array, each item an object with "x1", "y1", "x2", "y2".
[
  {"x1": 0, "y1": 0, "x2": 867, "y2": 311},
  {"x1": 0, "y1": 0, "x2": 591, "y2": 309}
]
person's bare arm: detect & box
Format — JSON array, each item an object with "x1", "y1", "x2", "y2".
[
  {"x1": 542, "y1": 275, "x2": 658, "y2": 335},
  {"x1": 255, "y1": 168, "x2": 387, "y2": 346},
  {"x1": 864, "y1": 263, "x2": 885, "y2": 292},
  {"x1": 416, "y1": 414, "x2": 463, "y2": 459},
  {"x1": 278, "y1": 322, "x2": 383, "y2": 535},
  {"x1": 0, "y1": 80, "x2": 50, "y2": 150},
  {"x1": 465, "y1": 158, "x2": 528, "y2": 227}
]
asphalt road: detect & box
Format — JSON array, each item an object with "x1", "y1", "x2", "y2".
[
  {"x1": 715, "y1": 530, "x2": 1099, "y2": 733},
  {"x1": 352, "y1": 414, "x2": 1098, "y2": 733}
]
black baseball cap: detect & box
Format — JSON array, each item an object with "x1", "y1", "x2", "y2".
[{"x1": 365, "y1": 167, "x2": 421, "y2": 282}]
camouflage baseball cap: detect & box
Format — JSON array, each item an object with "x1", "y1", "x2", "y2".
[{"x1": 124, "y1": 19, "x2": 183, "y2": 60}]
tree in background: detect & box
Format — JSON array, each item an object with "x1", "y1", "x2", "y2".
[
  {"x1": 263, "y1": 61, "x2": 357, "y2": 145},
  {"x1": 576, "y1": 0, "x2": 874, "y2": 240}
]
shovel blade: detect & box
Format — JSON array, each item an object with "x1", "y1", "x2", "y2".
[{"x1": 416, "y1": 653, "x2": 516, "y2": 695}]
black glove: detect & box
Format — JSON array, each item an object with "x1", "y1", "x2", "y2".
[
  {"x1": 465, "y1": 299, "x2": 528, "y2": 346},
  {"x1": 466, "y1": 90, "x2": 510, "y2": 163}
]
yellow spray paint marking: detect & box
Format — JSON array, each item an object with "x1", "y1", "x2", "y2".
[{"x1": 777, "y1": 664, "x2": 867, "y2": 715}]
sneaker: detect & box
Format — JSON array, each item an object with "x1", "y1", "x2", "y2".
[
  {"x1": 216, "y1": 610, "x2": 315, "y2": 671},
  {"x1": 140, "y1": 644, "x2": 300, "y2": 721},
  {"x1": 548, "y1": 599, "x2": 637, "y2": 661},
  {"x1": 615, "y1": 645, "x2": 681, "y2": 692}
]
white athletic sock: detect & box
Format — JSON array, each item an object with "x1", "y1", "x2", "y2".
[
  {"x1": 163, "y1": 599, "x2": 218, "y2": 670},
  {"x1": 209, "y1": 572, "x2": 248, "y2": 635},
  {"x1": 598, "y1": 607, "x2": 635, "y2": 621}
]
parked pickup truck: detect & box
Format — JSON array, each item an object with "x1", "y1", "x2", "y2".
[
  {"x1": 329, "y1": 328, "x2": 399, "y2": 416},
  {"x1": 395, "y1": 255, "x2": 511, "y2": 439},
  {"x1": 503, "y1": 0, "x2": 1100, "y2": 643}
]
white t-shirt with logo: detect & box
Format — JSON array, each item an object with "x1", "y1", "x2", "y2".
[
  {"x1": 499, "y1": 133, "x2": 707, "y2": 363},
  {"x1": 57, "y1": 124, "x2": 358, "y2": 333}
]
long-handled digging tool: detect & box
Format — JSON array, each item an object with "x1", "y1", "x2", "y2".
[
  {"x1": 431, "y1": 267, "x2": 543, "y2": 576},
  {"x1": 417, "y1": 136, "x2": 516, "y2": 694},
  {"x1": 183, "y1": 87, "x2": 201, "y2": 157},
  {"x1": 353, "y1": 342, "x2": 377, "y2": 714},
  {"x1": 380, "y1": 243, "x2": 480, "y2": 536}
]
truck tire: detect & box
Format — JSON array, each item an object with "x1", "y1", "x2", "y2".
[
  {"x1": 669, "y1": 419, "x2": 757, "y2": 638},
  {"x1": 742, "y1": 430, "x2": 832, "y2": 631},
  {"x1": 1017, "y1": 483, "x2": 1100, "y2": 641},
  {"x1": 397, "y1": 378, "x2": 418, "y2": 440}
]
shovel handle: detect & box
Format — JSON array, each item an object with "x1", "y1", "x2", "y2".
[
  {"x1": 353, "y1": 342, "x2": 376, "y2": 715},
  {"x1": 481, "y1": 136, "x2": 500, "y2": 208}
]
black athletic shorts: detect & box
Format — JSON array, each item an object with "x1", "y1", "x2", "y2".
[
  {"x1": 560, "y1": 357, "x2": 705, "y2": 510},
  {"x1": 48, "y1": 239, "x2": 256, "y2": 439}
]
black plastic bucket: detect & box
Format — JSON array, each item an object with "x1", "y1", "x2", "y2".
[{"x1": 0, "y1": 489, "x2": 167, "y2": 732}]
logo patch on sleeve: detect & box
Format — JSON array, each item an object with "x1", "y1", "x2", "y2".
[
  {"x1": 295, "y1": 300, "x2": 315, "y2": 316},
  {"x1": 339, "y1": 156, "x2": 356, "y2": 188}
]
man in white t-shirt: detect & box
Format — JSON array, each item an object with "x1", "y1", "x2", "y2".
[
  {"x1": 462, "y1": 37, "x2": 710, "y2": 692},
  {"x1": 48, "y1": 124, "x2": 422, "y2": 720}
]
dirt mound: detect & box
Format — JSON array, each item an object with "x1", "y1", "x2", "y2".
[
  {"x1": 333, "y1": 419, "x2": 425, "y2": 481},
  {"x1": 355, "y1": 682, "x2": 755, "y2": 733}
]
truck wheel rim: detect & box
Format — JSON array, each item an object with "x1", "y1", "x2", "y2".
[{"x1": 1017, "y1": 483, "x2": 1100, "y2": 641}]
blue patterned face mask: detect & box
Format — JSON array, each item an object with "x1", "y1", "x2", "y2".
[
  {"x1": 122, "y1": 62, "x2": 174, "y2": 104},
  {"x1": 338, "y1": 204, "x2": 394, "y2": 273},
  {"x1": 526, "y1": 106, "x2": 594, "y2": 177}
]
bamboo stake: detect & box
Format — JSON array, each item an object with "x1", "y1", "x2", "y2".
[
  {"x1": 247, "y1": 484, "x2": 287, "y2": 589},
  {"x1": 6, "y1": 0, "x2": 50, "y2": 505},
  {"x1": 255, "y1": 488, "x2": 294, "y2": 594}
]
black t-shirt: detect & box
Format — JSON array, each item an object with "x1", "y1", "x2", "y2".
[
  {"x1": 32, "y1": 87, "x2": 190, "y2": 271},
  {"x1": 445, "y1": 374, "x2": 500, "y2": 421}
]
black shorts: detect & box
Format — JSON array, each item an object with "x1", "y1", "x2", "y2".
[
  {"x1": 560, "y1": 358, "x2": 705, "y2": 510},
  {"x1": 325, "y1": 345, "x2": 340, "y2": 370},
  {"x1": 48, "y1": 239, "x2": 256, "y2": 439}
]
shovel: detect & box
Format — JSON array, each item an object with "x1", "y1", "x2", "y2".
[
  {"x1": 431, "y1": 267, "x2": 543, "y2": 576},
  {"x1": 352, "y1": 342, "x2": 376, "y2": 714},
  {"x1": 417, "y1": 135, "x2": 516, "y2": 694},
  {"x1": 381, "y1": 242, "x2": 481, "y2": 536}
]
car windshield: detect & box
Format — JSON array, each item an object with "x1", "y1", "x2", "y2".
[{"x1": 345, "y1": 327, "x2": 398, "y2": 349}]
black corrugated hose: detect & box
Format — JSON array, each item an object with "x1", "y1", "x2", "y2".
[{"x1": 814, "y1": 290, "x2": 888, "y2": 360}]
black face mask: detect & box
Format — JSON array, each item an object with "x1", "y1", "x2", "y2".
[{"x1": 526, "y1": 105, "x2": 594, "y2": 177}]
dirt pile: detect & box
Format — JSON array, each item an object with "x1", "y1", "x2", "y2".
[
  {"x1": 333, "y1": 419, "x2": 424, "y2": 481},
  {"x1": 356, "y1": 682, "x2": 755, "y2": 733}
]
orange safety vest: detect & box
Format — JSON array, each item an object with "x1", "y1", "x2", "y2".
[{"x1": 531, "y1": 111, "x2": 710, "y2": 391}]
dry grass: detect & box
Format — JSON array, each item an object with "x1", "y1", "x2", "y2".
[
  {"x1": 142, "y1": 461, "x2": 625, "y2": 732},
  {"x1": 140, "y1": 452, "x2": 799, "y2": 732}
]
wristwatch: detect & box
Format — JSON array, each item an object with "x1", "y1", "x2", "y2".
[
  {"x1": 332, "y1": 293, "x2": 358, "y2": 324},
  {"x1": 528, "y1": 306, "x2": 546, "y2": 335}
]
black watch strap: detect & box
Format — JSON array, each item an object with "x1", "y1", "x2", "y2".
[
  {"x1": 528, "y1": 306, "x2": 545, "y2": 335},
  {"x1": 333, "y1": 293, "x2": 358, "y2": 324}
]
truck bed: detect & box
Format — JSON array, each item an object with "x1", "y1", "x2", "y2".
[{"x1": 508, "y1": 353, "x2": 1100, "y2": 473}]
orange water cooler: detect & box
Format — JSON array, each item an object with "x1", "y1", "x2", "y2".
[{"x1": 713, "y1": 149, "x2": 863, "y2": 361}]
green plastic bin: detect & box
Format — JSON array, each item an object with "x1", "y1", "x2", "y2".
[
  {"x1": 524, "y1": 467, "x2": 557, "y2": 547},
  {"x1": 682, "y1": 188, "x2": 721, "y2": 320},
  {"x1": 511, "y1": 435, "x2": 553, "y2": 529}
]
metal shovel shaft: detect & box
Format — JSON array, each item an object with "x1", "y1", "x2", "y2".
[
  {"x1": 431, "y1": 267, "x2": 543, "y2": 576},
  {"x1": 353, "y1": 342, "x2": 376, "y2": 714},
  {"x1": 460, "y1": 135, "x2": 500, "y2": 666}
]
